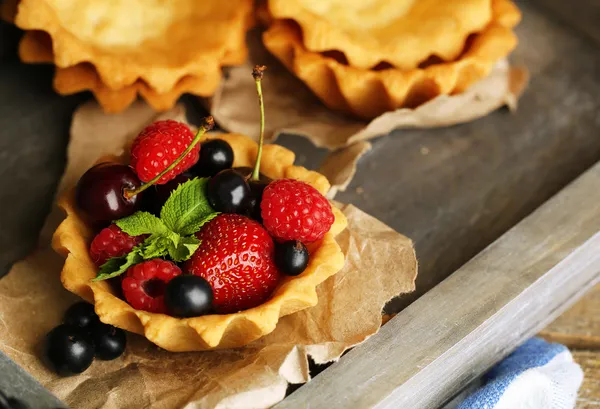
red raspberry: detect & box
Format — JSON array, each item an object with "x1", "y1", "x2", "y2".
[
  {"x1": 89, "y1": 224, "x2": 144, "y2": 267},
  {"x1": 261, "y1": 179, "x2": 334, "y2": 243},
  {"x1": 184, "y1": 214, "x2": 281, "y2": 314},
  {"x1": 122, "y1": 259, "x2": 182, "y2": 314},
  {"x1": 130, "y1": 120, "x2": 199, "y2": 184}
]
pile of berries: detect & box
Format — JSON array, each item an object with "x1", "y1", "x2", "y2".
[
  {"x1": 73, "y1": 66, "x2": 335, "y2": 321},
  {"x1": 44, "y1": 302, "x2": 126, "y2": 376}
]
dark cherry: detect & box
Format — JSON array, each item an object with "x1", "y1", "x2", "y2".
[
  {"x1": 275, "y1": 241, "x2": 309, "y2": 276},
  {"x1": 233, "y1": 167, "x2": 272, "y2": 221},
  {"x1": 165, "y1": 275, "x2": 213, "y2": 318},
  {"x1": 44, "y1": 324, "x2": 95, "y2": 376},
  {"x1": 64, "y1": 302, "x2": 99, "y2": 330},
  {"x1": 91, "y1": 323, "x2": 127, "y2": 360},
  {"x1": 190, "y1": 139, "x2": 234, "y2": 177},
  {"x1": 75, "y1": 162, "x2": 142, "y2": 225},
  {"x1": 207, "y1": 169, "x2": 251, "y2": 213},
  {"x1": 141, "y1": 173, "x2": 192, "y2": 216}
]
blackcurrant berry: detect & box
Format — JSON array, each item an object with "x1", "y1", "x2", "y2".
[
  {"x1": 91, "y1": 323, "x2": 127, "y2": 360},
  {"x1": 190, "y1": 139, "x2": 234, "y2": 177},
  {"x1": 275, "y1": 241, "x2": 309, "y2": 276},
  {"x1": 165, "y1": 275, "x2": 213, "y2": 318},
  {"x1": 232, "y1": 167, "x2": 272, "y2": 221},
  {"x1": 44, "y1": 325, "x2": 95, "y2": 376},
  {"x1": 141, "y1": 173, "x2": 191, "y2": 216},
  {"x1": 207, "y1": 169, "x2": 250, "y2": 213},
  {"x1": 64, "y1": 302, "x2": 99, "y2": 330},
  {"x1": 75, "y1": 163, "x2": 142, "y2": 225}
]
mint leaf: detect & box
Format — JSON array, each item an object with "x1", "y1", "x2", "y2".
[
  {"x1": 116, "y1": 211, "x2": 169, "y2": 237},
  {"x1": 93, "y1": 248, "x2": 143, "y2": 282},
  {"x1": 138, "y1": 235, "x2": 171, "y2": 259},
  {"x1": 161, "y1": 178, "x2": 217, "y2": 235},
  {"x1": 183, "y1": 212, "x2": 220, "y2": 236},
  {"x1": 168, "y1": 235, "x2": 201, "y2": 262}
]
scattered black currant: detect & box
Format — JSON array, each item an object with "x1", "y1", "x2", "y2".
[
  {"x1": 44, "y1": 325, "x2": 95, "y2": 376},
  {"x1": 91, "y1": 323, "x2": 127, "y2": 360},
  {"x1": 165, "y1": 275, "x2": 214, "y2": 318},
  {"x1": 75, "y1": 163, "x2": 143, "y2": 225},
  {"x1": 142, "y1": 173, "x2": 192, "y2": 216},
  {"x1": 207, "y1": 169, "x2": 251, "y2": 213},
  {"x1": 190, "y1": 139, "x2": 234, "y2": 177},
  {"x1": 64, "y1": 302, "x2": 99, "y2": 330},
  {"x1": 275, "y1": 241, "x2": 309, "y2": 276}
]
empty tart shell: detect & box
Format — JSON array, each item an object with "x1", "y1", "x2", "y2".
[
  {"x1": 14, "y1": 0, "x2": 254, "y2": 93},
  {"x1": 268, "y1": 0, "x2": 493, "y2": 70},
  {"x1": 52, "y1": 133, "x2": 348, "y2": 352},
  {"x1": 263, "y1": 0, "x2": 521, "y2": 119},
  {"x1": 18, "y1": 31, "x2": 246, "y2": 113}
]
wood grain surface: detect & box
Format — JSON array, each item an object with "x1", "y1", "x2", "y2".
[
  {"x1": 278, "y1": 160, "x2": 600, "y2": 409},
  {"x1": 540, "y1": 285, "x2": 600, "y2": 408}
]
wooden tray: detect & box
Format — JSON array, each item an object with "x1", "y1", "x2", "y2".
[{"x1": 0, "y1": 0, "x2": 599, "y2": 407}]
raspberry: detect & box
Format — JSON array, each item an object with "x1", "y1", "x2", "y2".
[
  {"x1": 261, "y1": 179, "x2": 334, "y2": 243},
  {"x1": 184, "y1": 214, "x2": 281, "y2": 314},
  {"x1": 89, "y1": 224, "x2": 144, "y2": 267},
  {"x1": 130, "y1": 120, "x2": 199, "y2": 185},
  {"x1": 122, "y1": 259, "x2": 182, "y2": 314}
]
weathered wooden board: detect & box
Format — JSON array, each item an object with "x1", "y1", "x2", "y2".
[{"x1": 277, "y1": 160, "x2": 600, "y2": 409}]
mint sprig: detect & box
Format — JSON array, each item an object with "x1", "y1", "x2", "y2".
[{"x1": 93, "y1": 177, "x2": 218, "y2": 281}]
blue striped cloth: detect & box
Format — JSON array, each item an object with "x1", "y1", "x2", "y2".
[{"x1": 455, "y1": 338, "x2": 583, "y2": 409}]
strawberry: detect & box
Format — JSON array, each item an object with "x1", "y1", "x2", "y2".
[
  {"x1": 89, "y1": 224, "x2": 145, "y2": 267},
  {"x1": 184, "y1": 214, "x2": 281, "y2": 314},
  {"x1": 122, "y1": 259, "x2": 182, "y2": 314},
  {"x1": 130, "y1": 120, "x2": 199, "y2": 185},
  {"x1": 261, "y1": 179, "x2": 334, "y2": 243}
]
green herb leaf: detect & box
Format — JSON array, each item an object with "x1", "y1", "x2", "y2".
[
  {"x1": 93, "y1": 248, "x2": 143, "y2": 282},
  {"x1": 168, "y1": 235, "x2": 201, "y2": 262},
  {"x1": 116, "y1": 211, "x2": 169, "y2": 237},
  {"x1": 138, "y1": 235, "x2": 171, "y2": 259},
  {"x1": 160, "y1": 178, "x2": 217, "y2": 235}
]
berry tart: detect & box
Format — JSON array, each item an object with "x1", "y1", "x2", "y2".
[{"x1": 52, "y1": 67, "x2": 347, "y2": 351}]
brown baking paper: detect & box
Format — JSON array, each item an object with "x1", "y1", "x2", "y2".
[
  {"x1": 0, "y1": 102, "x2": 417, "y2": 409},
  {"x1": 208, "y1": 29, "x2": 529, "y2": 151}
]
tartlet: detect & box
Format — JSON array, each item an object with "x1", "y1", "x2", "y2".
[
  {"x1": 263, "y1": 0, "x2": 521, "y2": 119},
  {"x1": 52, "y1": 133, "x2": 348, "y2": 352}
]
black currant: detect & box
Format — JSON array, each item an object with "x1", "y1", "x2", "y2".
[
  {"x1": 75, "y1": 163, "x2": 142, "y2": 225},
  {"x1": 44, "y1": 325, "x2": 95, "y2": 376},
  {"x1": 141, "y1": 173, "x2": 191, "y2": 216},
  {"x1": 91, "y1": 323, "x2": 127, "y2": 360},
  {"x1": 207, "y1": 169, "x2": 251, "y2": 213},
  {"x1": 275, "y1": 241, "x2": 309, "y2": 276},
  {"x1": 233, "y1": 167, "x2": 272, "y2": 221},
  {"x1": 64, "y1": 302, "x2": 99, "y2": 330},
  {"x1": 165, "y1": 275, "x2": 213, "y2": 318},
  {"x1": 190, "y1": 139, "x2": 234, "y2": 177}
]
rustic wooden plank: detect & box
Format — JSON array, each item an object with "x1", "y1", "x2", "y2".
[
  {"x1": 540, "y1": 284, "x2": 600, "y2": 349},
  {"x1": 277, "y1": 160, "x2": 600, "y2": 409},
  {"x1": 530, "y1": 0, "x2": 600, "y2": 46},
  {"x1": 574, "y1": 350, "x2": 600, "y2": 409}
]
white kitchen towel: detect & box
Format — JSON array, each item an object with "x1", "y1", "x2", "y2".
[{"x1": 456, "y1": 338, "x2": 583, "y2": 409}]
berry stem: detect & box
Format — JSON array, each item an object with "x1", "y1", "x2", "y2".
[
  {"x1": 124, "y1": 116, "x2": 215, "y2": 199},
  {"x1": 251, "y1": 65, "x2": 267, "y2": 181}
]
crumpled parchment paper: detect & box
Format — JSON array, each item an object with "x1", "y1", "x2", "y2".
[
  {"x1": 208, "y1": 29, "x2": 529, "y2": 151},
  {"x1": 0, "y1": 102, "x2": 418, "y2": 409}
]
